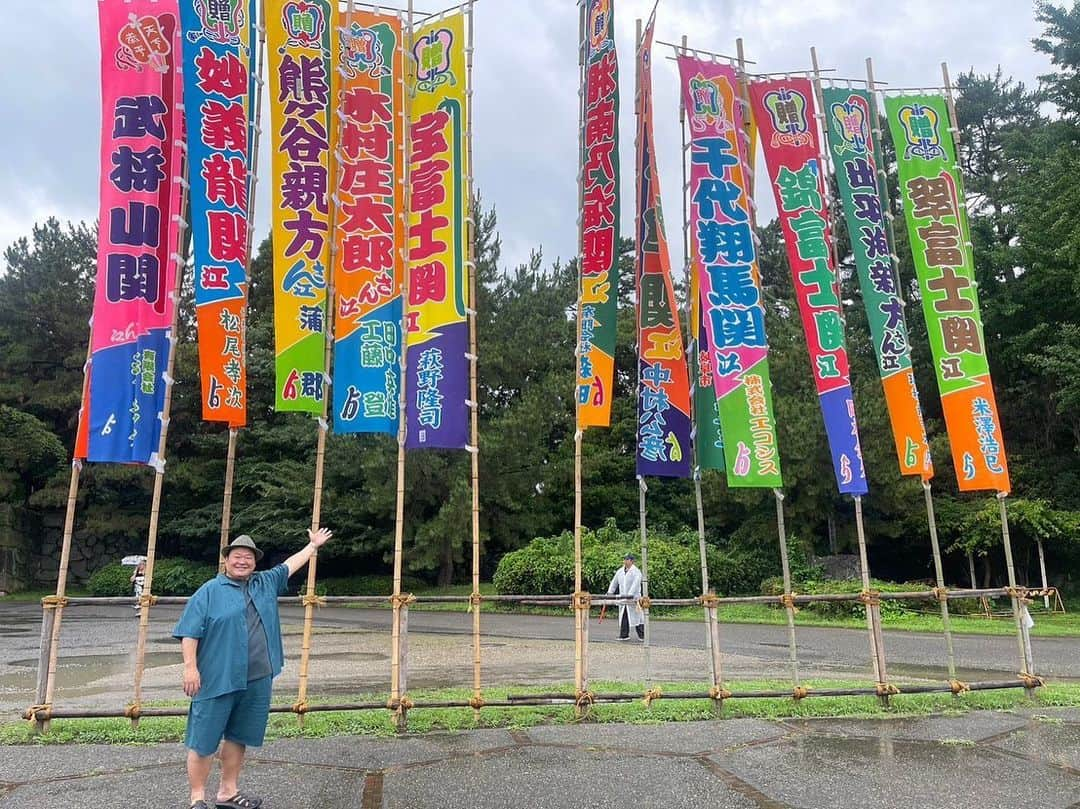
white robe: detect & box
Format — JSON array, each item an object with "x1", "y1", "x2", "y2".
[{"x1": 607, "y1": 564, "x2": 644, "y2": 627}]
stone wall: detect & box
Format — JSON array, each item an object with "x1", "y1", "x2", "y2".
[
  {"x1": 0, "y1": 504, "x2": 33, "y2": 593},
  {"x1": 32, "y1": 510, "x2": 132, "y2": 588}
]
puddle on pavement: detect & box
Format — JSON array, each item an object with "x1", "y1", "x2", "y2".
[
  {"x1": 0, "y1": 651, "x2": 179, "y2": 690},
  {"x1": 285, "y1": 650, "x2": 387, "y2": 662}
]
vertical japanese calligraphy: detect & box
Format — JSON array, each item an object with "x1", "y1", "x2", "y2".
[
  {"x1": 577, "y1": 0, "x2": 620, "y2": 429},
  {"x1": 405, "y1": 11, "x2": 468, "y2": 449},
  {"x1": 82, "y1": 0, "x2": 184, "y2": 463},
  {"x1": 180, "y1": 0, "x2": 255, "y2": 426},
  {"x1": 886, "y1": 94, "x2": 1010, "y2": 493},
  {"x1": 822, "y1": 88, "x2": 932, "y2": 480},
  {"x1": 267, "y1": 0, "x2": 336, "y2": 413},
  {"x1": 332, "y1": 10, "x2": 404, "y2": 434},
  {"x1": 678, "y1": 57, "x2": 781, "y2": 488},
  {"x1": 750, "y1": 78, "x2": 867, "y2": 495},
  {"x1": 635, "y1": 18, "x2": 690, "y2": 478},
  {"x1": 690, "y1": 263, "x2": 724, "y2": 471}
]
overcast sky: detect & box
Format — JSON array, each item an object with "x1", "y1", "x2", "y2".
[{"x1": 0, "y1": 1, "x2": 1056, "y2": 273}]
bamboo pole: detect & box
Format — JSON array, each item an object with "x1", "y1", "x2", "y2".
[
  {"x1": 968, "y1": 551, "x2": 978, "y2": 589},
  {"x1": 940, "y1": 61, "x2": 1034, "y2": 681},
  {"x1": 676, "y1": 35, "x2": 722, "y2": 696},
  {"x1": 463, "y1": 0, "x2": 482, "y2": 718},
  {"x1": 1036, "y1": 538, "x2": 1050, "y2": 610},
  {"x1": 218, "y1": 0, "x2": 268, "y2": 572},
  {"x1": 130, "y1": 158, "x2": 192, "y2": 729},
  {"x1": 294, "y1": 0, "x2": 348, "y2": 723},
  {"x1": 573, "y1": 0, "x2": 587, "y2": 715},
  {"x1": 391, "y1": 0, "x2": 416, "y2": 732},
  {"x1": 865, "y1": 55, "x2": 960, "y2": 684}
]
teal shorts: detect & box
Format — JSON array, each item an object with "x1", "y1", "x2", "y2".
[{"x1": 185, "y1": 676, "x2": 273, "y2": 757}]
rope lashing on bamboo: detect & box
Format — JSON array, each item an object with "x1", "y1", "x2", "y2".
[
  {"x1": 949, "y1": 679, "x2": 971, "y2": 695},
  {"x1": 779, "y1": 593, "x2": 799, "y2": 612},
  {"x1": 792, "y1": 686, "x2": 810, "y2": 700},
  {"x1": 23, "y1": 704, "x2": 50, "y2": 722},
  {"x1": 708, "y1": 686, "x2": 733, "y2": 701},
  {"x1": 931, "y1": 587, "x2": 950, "y2": 603},
  {"x1": 637, "y1": 597, "x2": 652, "y2": 611},
  {"x1": 138, "y1": 594, "x2": 158, "y2": 608},
  {"x1": 41, "y1": 595, "x2": 69, "y2": 609},
  {"x1": 468, "y1": 591, "x2": 483, "y2": 612},
  {"x1": 574, "y1": 690, "x2": 595, "y2": 711},
  {"x1": 389, "y1": 593, "x2": 416, "y2": 608},
  {"x1": 124, "y1": 703, "x2": 141, "y2": 720},
  {"x1": 292, "y1": 700, "x2": 309, "y2": 715},
  {"x1": 1006, "y1": 586, "x2": 1033, "y2": 605},
  {"x1": 700, "y1": 593, "x2": 720, "y2": 608},
  {"x1": 858, "y1": 590, "x2": 881, "y2": 607},
  {"x1": 1018, "y1": 673, "x2": 1044, "y2": 689},
  {"x1": 572, "y1": 591, "x2": 592, "y2": 611},
  {"x1": 300, "y1": 593, "x2": 327, "y2": 608},
  {"x1": 469, "y1": 695, "x2": 485, "y2": 710},
  {"x1": 875, "y1": 682, "x2": 900, "y2": 697},
  {"x1": 643, "y1": 687, "x2": 662, "y2": 706}
]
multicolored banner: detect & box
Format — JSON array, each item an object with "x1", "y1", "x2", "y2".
[
  {"x1": 179, "y1": 0, "x2": 255, "y2": 426},
  {"x1": 332, "y1": 10, "x2": 404, "y2": 434},
  {"x1": 635, "y1": 18, "x2": 690, "y2": 478},
  {"x1": 79, "y1": 0, "x2": 184, "y2": 464},
  {"x1": 750, "y1": 78, "x2": 866, "y2": 495},
  {"x1": 267, "y1": 0, "x2": 336, "y2": 413},
  {"x1": 822, "y1": 88, "x2": 932, "y2": 479},
  {"x1": 404, "y1": 10, "x2": 469, "y2": 449},
  {"x1": 679, "y1": 57, "x2": 781, "y2": 488},
  {"x1": 576, "y1": 0, "x2": 619, "y2": 429},
  {"x1": 886, "y1": 94, "x2": 1010, "y2": 493}
]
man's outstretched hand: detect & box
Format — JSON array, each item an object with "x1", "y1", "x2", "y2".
[{"x1": 308, "y1": 527, "x2": 333, "y2": 547}]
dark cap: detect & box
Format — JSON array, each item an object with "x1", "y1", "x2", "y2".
[
  {"x1": 623, "y1": 553, "x2": 636, "y2": 561},
  {"x1": 222, "y1": 534, "x2": 263, "y2": 562}
]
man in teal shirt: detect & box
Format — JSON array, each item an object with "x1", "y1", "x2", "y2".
[{"x1": 174, "y1": 527, "x2": 332, "y2": 809}]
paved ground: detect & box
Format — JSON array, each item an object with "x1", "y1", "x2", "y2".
[
  {"x1": 2, "y1": 708, "x2": 1079, "y2": 808},
  {"x1": 1, "y1": 602, "x2": 1074, "y2": 716}
]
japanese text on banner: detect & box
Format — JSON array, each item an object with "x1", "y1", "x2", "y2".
[
  {"x1": 885, "y1": 94, "x2": 1009, "y2": 493},
  {"x1": 577, "y1": 0, "x2": 619, "y2": 429},
  {"x1": 267, "y1": 0, "x2": 335, "y2": 414},
  {"x1": 405, "y1": 11, "x2": 469, "y2": 449},
  {"x1": 750, "y1": 78, "x2": 866, "y2": 495},
  {"x1": 80, "y1": 0, "x2": 184, "y2": 464},
  {"x1": 179, "y1": 0, "x2": 255, "y2": 426},
  {"x1": 635, "y1": 18, "x2": 690, "y2": 478},
  {"x1": 332, "y1": 10, "x2": 404, "y2": 435},
  {"x1": 678, "y1": 56, "x2": 781, "y2": 487},
  {"x1": 822, "y1": 87, "x2": 932, "y2": 479}
]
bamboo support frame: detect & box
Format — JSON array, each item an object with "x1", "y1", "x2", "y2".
[
  {"x1": 677, "y1": 33, "x2": 723, "y2": 697},
  {"x1": 1036, "y1": 538, "x2": 1050, "y2": 610},
  {"x1": 294, "y1": 0, "x2": 349, "y2": 726},
  {"x1": 572, "y1": 0, "x2": 588, "y2": 716},
  {"x1": 940, "y1": 60, "x2": 1034, "y2": 681},
  {"x1": 464, "y1": 0, "x2": 482, "y2": 718},
  {"x1": 865, "y1": 56, "x2": 960, "y2": 682},
  {"x1": 391, "y1": 0, "x2": 416, "y2": 731}
]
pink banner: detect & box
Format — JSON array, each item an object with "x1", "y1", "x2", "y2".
[{"x1": 78, "y1": 0, "x2": 184, "y2": 463}]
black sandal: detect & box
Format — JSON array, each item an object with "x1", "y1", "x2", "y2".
[
  {"x1": 216, "y1": 793, "x2": 262, "y2": 809},
  {"x1": 191, "y1": 802, "x2": 211, "y2": 809}
]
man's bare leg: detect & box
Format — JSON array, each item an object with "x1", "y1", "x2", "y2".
[
  {"x1": 217, "y1": 740, "x2": 247, "y2": 801},
  {"x1": 187, "y1": 748, "x2": 214, "y2": 805}
]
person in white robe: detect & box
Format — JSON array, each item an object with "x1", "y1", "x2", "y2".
[{"x1": 607, "y1": 553, "x2": 644, "y2": 640}]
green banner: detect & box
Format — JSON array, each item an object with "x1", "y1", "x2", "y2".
[
  {"x1": 691, "y1": 264, "x2": 724, "y2": 471},
  {"x1": 885, "y1": 94, "x2": 1009, "y2": 493}
]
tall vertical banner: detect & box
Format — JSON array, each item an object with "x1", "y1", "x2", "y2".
[
  {"x1": 886, "y1": 95, "x2": 1010, "y2": 493},
  {"x1": 81, "y1": 0, "x2": 184, "y2": 463},
  {"x1": 750, "y1": 79, "x2": 867, "y2": 495},
  {"x1": 576, "y1": 0, "x2": 619, "y2": 429},
  {"x1": 180, "y1": 0, "x2": 255, "y2": 426},
  {"x1": 332, "y1": 10, "x2": 405, "y2": 434},
  {"x1": 822, "y1": 88, "x2": 932, "y2": 479},
  {"x1": 404, "y1": 10, "x2": 469, "y2": 449},
  {"x1": 679, "y1": 57, "x2": 782, "y2": 488},
  {"x1": 635, "y1": 19, "x2": 690, "y2": 478},
  {"x1": 267, "y1": 0, "x2": 336, "y2": 413}
]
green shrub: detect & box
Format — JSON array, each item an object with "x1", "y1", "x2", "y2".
[
  {"x1": 317, "y1": 574, "x2": 425, "y2": 596},
  {"x1": 87, "y1": 563, "x2": 134, "y2": 597},
  {"x1": 494, "y1": 519, "x2": 728, "y2": 599},
  {"x1": 86, "y1": 558, "x2": 217, "y2": 598}
]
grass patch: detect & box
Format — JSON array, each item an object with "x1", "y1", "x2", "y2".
[{"x1": 4, "y1": 680, "x2": 1078, "y2": 746}]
